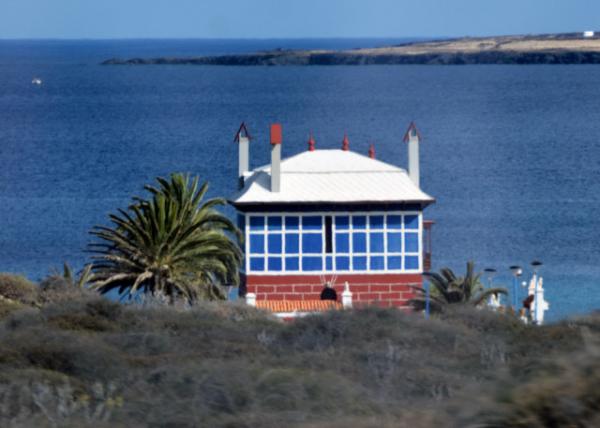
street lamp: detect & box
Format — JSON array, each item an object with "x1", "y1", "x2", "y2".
[
  {"x1": 483, "y1": 268, "x2": 497, "y2": 288},
  {"x1": 509, "y1": 265, "x2": 523, "y2": 308}
]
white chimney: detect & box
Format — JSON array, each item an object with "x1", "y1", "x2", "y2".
[
  {"x1": 270, "y1": 123, "x2": 282, "y2": 193},
  {"x1": 235, "y1": 123, "x2": 251, "y2": 189},
  {"x1": 404, "y1": 122, "x2": 420, "y2": 188}
]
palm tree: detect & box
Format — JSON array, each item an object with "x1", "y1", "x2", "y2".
[
  {"x1": 410, "y1": 261, "x2": 507, "y2": 313},
  {"x1": 61, "y1": 262, "x2": 94, "y2": 288},
  {"x1": 89, "y1": 173, "x2": 242, "y2": 304}
]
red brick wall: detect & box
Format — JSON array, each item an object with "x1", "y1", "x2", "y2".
[{"x1": 245, "y1": 273, "x2": 422, "y2": 308}]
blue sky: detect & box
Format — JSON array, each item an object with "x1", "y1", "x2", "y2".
[{"x1": 1, "y1": 0, "x2": 598, "y2": 39}]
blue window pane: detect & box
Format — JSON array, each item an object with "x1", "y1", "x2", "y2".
[
  {"x1": 370, "y1": 215, "x2": 384, "y2": 229},
  {"x1": 302, "y1": 234, "x2": 322, "y2": 254},
  {"x1": 370, "y1": 232, "x2": 384, "y2": 253},
  {"x1": 268, "y1": 257, "x2": 282, "y2": 271},
  {"x1": 370, "y1": 256, "x2": 385, "y2": 270},
  {"x1": 387, "y1": 232, "x2": 402, "y2": 252},
  {"x1": 285, "y1": 216, "x2": 299, "y2": 230},
  {"x1": 387, "y1": 215, "x2": 402, "y2": 229},
  {"x1": 336, "y1": 256, "x2": 350, "y2": 270},
  {"x1": 405, "y1": 256, "x2": 419, "y2": 270},
  {"x1": 250, "y1": 257, "x2": 264, "y2": 271},
  {"x1": 303, "y1": 216, "x2": 322, "y2": 230},
  {"x1": 285, "y1": 257, "x2": 299, "y2": 271},
  {"x1": 250, "y1": 216, "x2": 265, "y2": 231},
  {"x1": 353, "y1": 256, "x2": 367, "y2": 271},
  {"x1": 353, "y1": 216, "x2": 367, "y2": 229},
  {"x1": 405, "y1": 232, "x2": 419, "y2": 253},
  {"x1": 335, "y1": 233, "x2": 350, "y2": 253},
  {"x1": 249, "y1": 234, "x2": 264, "y2": 254},
  {"x1": 353, "y1": 233, "x2": 367, "y2": 253},
  {"x1": 335, "y1": 216, "x2": 350, "y2": 230},
  {"x1": 405, "y1": 215, "x2": 419, "y2": 230},
  {"x1": 302, "y1": 256, "x2": 322, "y2": 271},
  {"x1": 285, "y1": 234, "x2": 299, "y2": 253},
  {"x1": 326, "y1": 256, "x2": 333, "y2": 270},
  {"x1": 268, "y1": 234, "x2": 282, "y2": 253},
  {"x1": 267, "y1": 216, "x2": 282, "y2": 231},
  {"x1": 388, "y1": 256, "x2": 402, "y2": 270}
]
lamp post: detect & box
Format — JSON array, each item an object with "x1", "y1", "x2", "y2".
[
  {"x1": 425, "y1": 280, "x2": 430, "y2": 320},
  {"x1": 483, "y1": 268, "x2": 497, "y2": 288},
  {"x1": 509, "y1": 265, "x2": 523, "y2": 308}
]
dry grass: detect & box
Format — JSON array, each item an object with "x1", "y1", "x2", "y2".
[{"x1": 0, "y1": 280, "x2": 597, "y2": 427}]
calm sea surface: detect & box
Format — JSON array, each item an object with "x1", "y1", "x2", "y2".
[{"x1": 1, "y1": 39, "x2": 600, "y2": 321}]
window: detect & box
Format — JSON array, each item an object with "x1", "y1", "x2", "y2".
[
  {"x1": 325, "y1": 216, "x2": 333, "y2": 253},
  {"x1": 246, "y1": 212, "x2": 421, "y2": 273}
]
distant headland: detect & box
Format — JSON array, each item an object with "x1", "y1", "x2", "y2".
[{"x1": 102, "y1": 32, "x2": 600, "y2": 65}]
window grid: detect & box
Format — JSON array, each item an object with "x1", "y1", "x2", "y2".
[{"x1": 246, "y1": 212, "x2": 421, "y2": 274}]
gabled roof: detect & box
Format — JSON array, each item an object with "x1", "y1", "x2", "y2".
[{"x1": 230, "y1": 149, "x2": 434, "y2": 206}]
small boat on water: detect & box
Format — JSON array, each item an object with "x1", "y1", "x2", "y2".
[{"x1": 31, "y1": 78, "x2": 42, "y2": 85}]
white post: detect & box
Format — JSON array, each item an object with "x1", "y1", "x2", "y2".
[
  {"x1": 235, "y1": 123, "x2": 250, "y2": 190},
  {"x1": 270, "y1": 124, "x2": 282, "y2": 193},
  {"x1": 238, "y1": 135, "x2": 249, "y2": 180},
  {"x1": 342, "y1": 281, "x2": 353, "y2": 309},
  {"x1": 245, "y1": 293, "x2": 256, "y2": 307},
  {"x1": 404, "y1": 123, "x2": 420, "y2": 188}
]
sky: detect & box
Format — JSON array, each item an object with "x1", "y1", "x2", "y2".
[{"x1": 0, "y1": 0, "x2": 598, "y2": 39}]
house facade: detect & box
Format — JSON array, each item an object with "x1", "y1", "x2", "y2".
[{"x1": 230, "y1": 123, "x2": 435, "y2": 308}]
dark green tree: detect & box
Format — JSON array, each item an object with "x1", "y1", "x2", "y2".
[{"x1": 89, "y1": 174, "x2": 242, "y2": 303}]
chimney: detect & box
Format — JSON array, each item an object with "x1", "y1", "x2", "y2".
[
  {"x1": 270, "y1": 124, "x2": 282, "y2": 192},
  {"x1": 403, "y1": 122, "x2": 421, "y2": 188},
  {"x1": 234, "y1": 123, "x2": 251, "y2": 189},
  {"x1": 308, "y1": 133, "x2": 316, "y2": 151},
  {"x1": 342, "y1": 134, "x2": 350, "y2": 151},
  {"x1": 368, "y1": 144, "x2": 375, "y2": 159}
]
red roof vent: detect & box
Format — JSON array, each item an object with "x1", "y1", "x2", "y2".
[
  {"x1": 368, "y1": 144, "x2": 375, "y2": 159},
  {"x1": 342, "y1": 134, "x2": 350, "y2": 151},
  {"x1": 308, "y1": 134, "x2": 316, "y2": 151},
  {"x1": 270, "y1": 124, "x2": 282, "y2": 145}
]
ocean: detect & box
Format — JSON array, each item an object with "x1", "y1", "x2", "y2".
[{"x1": 1, "y1": 39, "x2": 599, "y2": 321}]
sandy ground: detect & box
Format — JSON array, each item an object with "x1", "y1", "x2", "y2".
[{"x1": 345, "y1": 36, "x2": 600, "y2": 56}]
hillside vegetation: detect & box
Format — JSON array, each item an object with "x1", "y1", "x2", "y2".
[{"x1": 0, "y1": 274, "x2": 598, "y2": 427}]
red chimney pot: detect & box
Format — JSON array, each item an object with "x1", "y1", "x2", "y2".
[
  {"x1": 368, "y1": 144, "x2": 376, "y2": 159},
  {"x1": 270, "y1": 124, "x2": 282, "y2": 145},
  {"x1": 308, "y1": 134, "x2": 316, "y2": 151},
  {"x1": 342, "y1": 134, "x2": 350, "y2": 151}
]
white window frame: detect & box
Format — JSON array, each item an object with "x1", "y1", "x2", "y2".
[{"x1": 244, "y1": 210, "x2": 422, "y2": 275}]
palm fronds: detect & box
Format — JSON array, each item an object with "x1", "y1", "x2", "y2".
[
  {"x1": 88, "y1": 173, "x2": 242, "y2": 304},
  {"x1": 410, "y1": 261, "x2": 507, "y2": 313}
]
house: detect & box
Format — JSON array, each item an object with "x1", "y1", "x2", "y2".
[{"x1": 229, "y1": 122, "x2": 435, "y2": 310}]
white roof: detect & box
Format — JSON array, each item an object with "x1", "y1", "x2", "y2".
[{"x1": 231, "y1": 149, "x2": 434, "y2": 206}]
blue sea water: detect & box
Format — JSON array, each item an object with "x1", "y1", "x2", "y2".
[{"x1": 1, "y1": 39, "x2": 600, "y2": 322}]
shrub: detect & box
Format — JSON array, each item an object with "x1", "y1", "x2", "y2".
[
  {"x1": 0, "y1": 293, "x2": 597, "y2": 427},
  {"x1": 0, "y1": 298, "x2": 24, "y2": 320},
  {"x1": 0, "y1": 274, "x2": 38, "y2": 305}
]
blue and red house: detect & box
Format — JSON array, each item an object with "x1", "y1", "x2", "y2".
[{"x1": 230, "y1": 123, "x2": 434, "y2": 308}]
